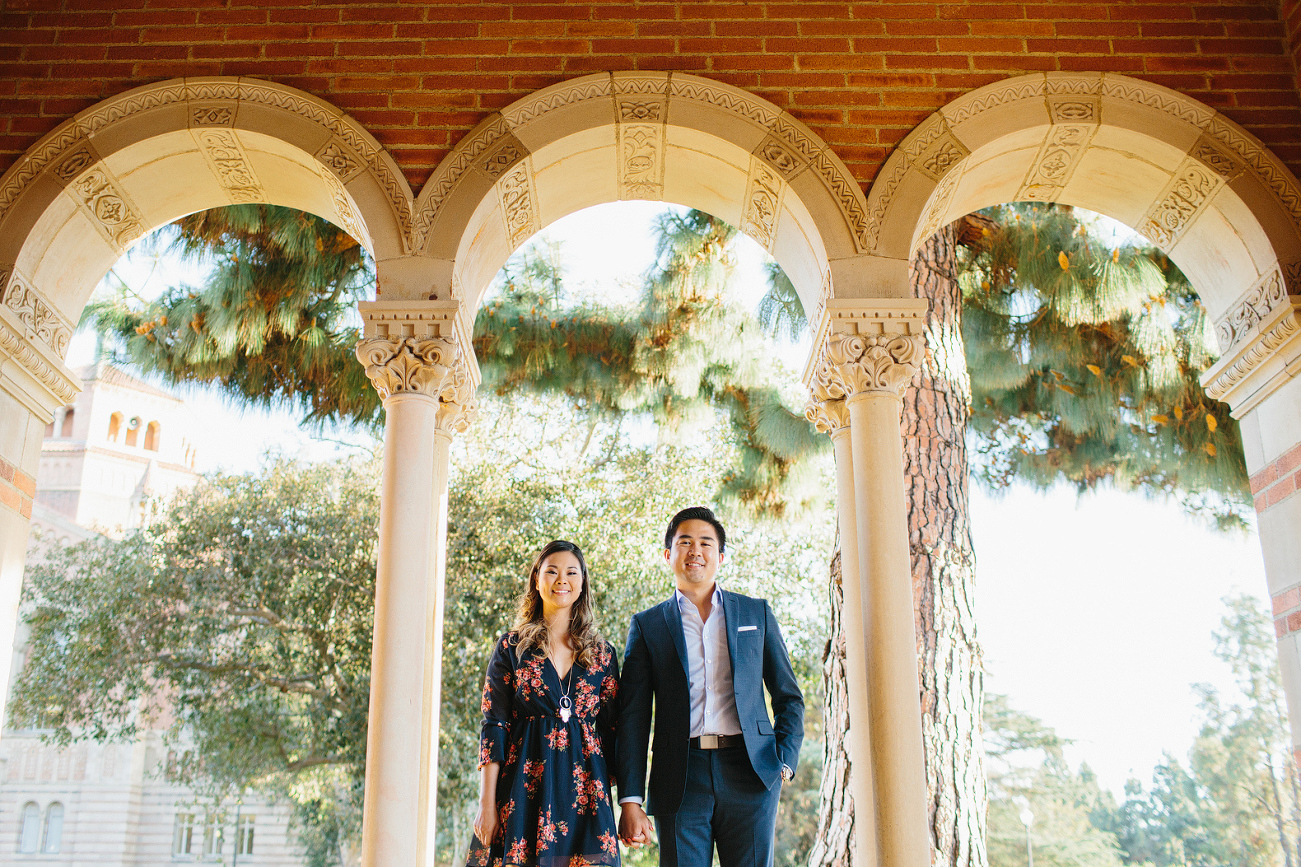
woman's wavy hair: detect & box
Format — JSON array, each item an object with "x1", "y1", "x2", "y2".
[{"x1": 512, "y1": 540, "x2": 604, "y2": 670}]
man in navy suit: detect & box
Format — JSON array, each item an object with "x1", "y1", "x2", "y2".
[{"x1": 616, "y1": 506, "x2": 804, "y2": 867}]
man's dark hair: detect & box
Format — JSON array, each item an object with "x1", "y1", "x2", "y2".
[{"x1": 664, "y1": 506, "x2": 726, "y2": 554}]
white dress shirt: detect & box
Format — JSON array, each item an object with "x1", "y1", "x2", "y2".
[{"x1": 676, "y1": 585, "x2": 742, "y2": 738}]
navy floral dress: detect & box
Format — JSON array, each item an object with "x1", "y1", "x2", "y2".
[{"x1": 467, "y1": 632, "x2": 620, "y2": 867}]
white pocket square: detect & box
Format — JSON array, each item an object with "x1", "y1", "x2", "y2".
[{"x1": 737, "y1": 625, "x2": 757, "y2": 632}]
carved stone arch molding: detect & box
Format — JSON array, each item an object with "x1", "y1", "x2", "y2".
[
  {"x1": 412, "y1": 71, "x2": 870, "y2": 324},
  {"x1": 861, "y1": 71, "x2": 1301, "y2": 414},
  {"x1": 0, "y1": 76, "x2": 414, "y2": 412}
]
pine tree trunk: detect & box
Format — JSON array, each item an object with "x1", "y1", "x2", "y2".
[
  {"x1": 810, "y1": 224, "x2": 985, "y2": 867},
  {"x1": 906, "y1": 224, "x2": 986, "y2": 867},
  {"x1": 810, "y1": 544, "x2": 854, "y2": 867}
]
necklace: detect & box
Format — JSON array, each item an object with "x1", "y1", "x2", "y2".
[{"x1": 557, "y1": 664, "x2": 574, "y2": 723}]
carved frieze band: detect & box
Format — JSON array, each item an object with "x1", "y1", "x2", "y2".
[
  {"x1": 0, "y1": 316, "x2": 78, "y2": 407},
  {"x1": 499, "y1": 160, "x2": 540, "y2": 249},
  {"x1": 0, "y1": 79, "x2": 413, "y2": 253},
  {"x1": 1139, "y1": 157, "x2": 1223, "y2": 251},
  {"x1": 193, "y1": 128, "x2": 265, "y2": 204},
  {"x1": 1203, "y1": 308, "x2": 1301, "y2": 405},
  {"x1": 68, "y1": 166, "x2": 146, "y2": 251}
]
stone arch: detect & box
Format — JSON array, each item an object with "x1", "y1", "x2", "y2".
[
  {"x1": 860, "y1": 71, "x2": 1301, "y2": 405},
  {"x1": 0, "y1": 76, "x2": 414, "y2": 408},
  {"x1": 411, "y1": 71, "x2": 870, "y2": 320}
]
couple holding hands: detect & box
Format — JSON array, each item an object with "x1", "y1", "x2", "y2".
[{"x1": 466, "y1": 507, "x2": 805, "y2": 867}]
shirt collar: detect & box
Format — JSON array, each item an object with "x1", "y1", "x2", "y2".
[{"x1": 675, "y1": 583, "x2": 722, "y2": 612}]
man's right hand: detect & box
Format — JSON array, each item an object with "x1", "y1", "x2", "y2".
[{"x1": 619, "y1": 802, "x2": 656, "y2": 848}]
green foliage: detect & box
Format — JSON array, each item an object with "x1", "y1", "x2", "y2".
[
  {"x1": 984, "y1": 694, "x2": 1126, "y2": 867},
  {"x1": 87, "y1": 205, "x2": 379, "y2": 426},
  {"x1": 1103, "y1": 595, "x2": 1301, "y2": 867},
  {"x1": 14, "y1": 457, "x2": 381, "y2": 792},
  {"x1": 956, "y1": 204, "x2": 1249, "y2": 528}
]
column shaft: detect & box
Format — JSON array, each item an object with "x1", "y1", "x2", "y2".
[
  {"x1": 847, "y1": 390, "x2": 930, "y2": 867},
  {"x1": 362, "y1": 392, "x2": 442, "y2": 867},
  {"x1": 830, "y1": 427, "x2": 882, "y2": 867}
]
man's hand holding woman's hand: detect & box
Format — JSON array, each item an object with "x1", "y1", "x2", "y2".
[{"x1": 619, "y1": 802, "x2": 656, "y2": 848}]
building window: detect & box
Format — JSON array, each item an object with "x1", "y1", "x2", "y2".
[
  {"x1": 18, "y1": 802, "x2": 39, "y2": 853},
  {"x1": 125, "y1": 416, "x2": 141, "y2": 447},
  {"x1": 144, "y1": 420, "x2": 161, "y2": 451},
  {"x1": 41, "y1": 803, "x2": 63, "y2": 854},
  {"x1": 173, "y1": 810, "x2": 224, "y2": 860},
  {"x1": 173, "y1": 812, "x2": 198, "y2": 857},
  {"x1": 235, "y1": 814, "x2": 255, "y2": 856},
  {"x1": 108, "y1": 411, "x2": 123, "y2": 442},
  {"x1": 60, "y1": 407, "x2": 74, "y2": 438}
]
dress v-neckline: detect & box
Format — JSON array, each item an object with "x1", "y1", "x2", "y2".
[{"x1": 545, "y1": 653, "x2": 575, "y2": 683}]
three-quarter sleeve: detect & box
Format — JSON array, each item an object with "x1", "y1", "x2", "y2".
[
  {"x1": 596, "y1": 641, "x2": 619, "y2": 777},
  {"x1": 478, "y1": 633, "x2": 515, "y2": 768}
]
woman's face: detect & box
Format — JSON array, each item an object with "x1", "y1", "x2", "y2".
[{"x1": 535, "y1": 550, "x2": 584, "y2": 617}]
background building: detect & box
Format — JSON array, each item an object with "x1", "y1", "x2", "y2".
[{"x1": 1, "y1": 364, "x2": 304, "y2": 866}]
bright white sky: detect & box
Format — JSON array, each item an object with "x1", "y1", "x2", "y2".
[{"x1": 73, "y1": 201, "x2": 1272, "y2": 800}]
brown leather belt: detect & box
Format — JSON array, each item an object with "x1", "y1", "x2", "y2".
[{"x1": 691, "y1": 734, "x2": 744, "y2": 749}]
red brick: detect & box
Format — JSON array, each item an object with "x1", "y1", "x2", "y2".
[
  {"x1": 1278, "y1": 616, "x2": 1290, "y2": 638},
  {"x1": 1277, "y1": 441, "x2": 1301, "y2": 475},
  {"x1": 12, "y1": 470, "x2": 34, "y2": 498},
  {"x1": 1287, "y1": 609, "x2": 1301, "y2": 634},
  {"x1": 1274, "y1": 586, "x2": 1301, "y2": 614},
  {"x1": 0, "y1": 484, "x2": 22, "y2": 517}
]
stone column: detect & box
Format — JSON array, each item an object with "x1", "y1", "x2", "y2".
[
  {"x1": 805, "y1": 299, "x2": 930, "y2": 867},
  {"x1": 0, "y1": 289, "x2": 80, "y2": 740},
  {"x1": 806, "y1": 397, "x2": 880, "y2": 867},
  {"x1": 354, "y1": 301, "x2": 478, "y2": 867},
  {"x1": 1203, "y1": 289, "x2": 1301, "y2": 767}
]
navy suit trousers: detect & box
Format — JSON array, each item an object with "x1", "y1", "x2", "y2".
[{"x1": 654, "y1": 744, "x2": 780, "y2": 867}]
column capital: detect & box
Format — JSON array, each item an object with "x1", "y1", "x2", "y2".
[
  {"x1": 804, "y1": 298, "x2": 928, "y2": 404},
  {"x1": 355, "y1": 300, "x2": 480, "y2": 431},
  {"x1": 1202, "y1": 297, "x2": 1301, "y2": 417},
  {"x1": 805, "y1": 396, "x2": 851, "y2": 435}
]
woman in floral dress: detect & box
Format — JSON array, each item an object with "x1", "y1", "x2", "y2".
[{"x1": 468, "y1": 540, "x2": 621, "y2": 867}]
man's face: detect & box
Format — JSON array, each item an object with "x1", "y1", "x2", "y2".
[{"x1": 665, "y1": 518, "x2": 724, "y2": 592}]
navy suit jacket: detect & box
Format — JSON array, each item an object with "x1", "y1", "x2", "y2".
[{"x1": 615, "y1": 588, "x2": 804, "y2": 815}]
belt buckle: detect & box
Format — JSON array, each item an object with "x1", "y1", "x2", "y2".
[{"x1": 698, "y1": 734, "x2": 720, "y2": 749}]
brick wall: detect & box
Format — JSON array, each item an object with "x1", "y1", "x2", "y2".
[{"x1": 1, "y1": 1, "x2": 1300, "y2": 196}]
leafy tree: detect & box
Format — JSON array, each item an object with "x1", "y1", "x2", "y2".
[
  {"x1": 13, "y1": 392, "x2": 834, "y2": 867},
  {"x1": 1102, "y1": 595, "x2": 1300, "y2": 867},
  {"x1": 958, "y1": 204, "x2": 1248, "y2": 528},
  {"x1": 983, "y1": 693, "x2": 1125, "y2": 867}
]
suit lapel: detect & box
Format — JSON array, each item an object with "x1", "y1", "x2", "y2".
[
  {"x1": 721, "y1": 589, "x2": 740, "y2": 673},
  {"x1": 661, "y1": 596, "x2": 690, "y2": 678}
]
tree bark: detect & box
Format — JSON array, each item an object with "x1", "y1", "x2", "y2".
[
  {"x1": 810, "y1": 544, "x2": 854, "y2": 867},
  {"x1": 810, "y1": 223, "x2": 985, "y2": 867},
  {"x1": 906, "y1": 223, "x2": 986, "y2": 867}
]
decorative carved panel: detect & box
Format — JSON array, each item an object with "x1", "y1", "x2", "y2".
[
  {"x1": 498, "y1": 161, "x2": 539, "y2": 249},
  {"x1": 68, "y1": 167, "x2": 145, "y2": 250},
  {"x1": 741, "y1": 158, "x2": 784, "y2": 251},
  {"x1": 1139, "y1": 159, "x2": 1222, "y2": 250},
  {"x1": 194, "y1": 128, "x2": 265, "y2": 204},
  {"x1": 1214, "y1": 268, "x2": 1290, "y2": 351},
  {"x1": 0, "y1": 269, "x2": 72, "y2": 358},
  {"x1": 618, "y1": 123, "x2": 664, "y2": 201},
  {"x1": 1016, "y1": 123, "x2": 1097, "y2": 203}
]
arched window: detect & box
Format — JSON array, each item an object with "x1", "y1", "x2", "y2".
[
  {"x1": 144, "y1": 420, "x2": 161, "y2": 451},
  {"x1": 59, "y1": 407, "x2": 74, "y2": 438},
  {"x1": 125, "y1": 416, "x2": 141, "y2": 447},
  {"x1": 41, "y1": 803, "x2": 63, "y2": 854},
  {"x1": 18, "y1": 802, "x2": 39, "y2": 853},
  {"x1": 108, "y1": 412, "x2": 123, "y2": 442},
  {"x1": 44, "y1": 420, "x2": 53, "y2": 438}
]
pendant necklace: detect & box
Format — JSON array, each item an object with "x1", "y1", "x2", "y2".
[{"x1": 557, "y1": 662, "x2": 574, "y2": 723}]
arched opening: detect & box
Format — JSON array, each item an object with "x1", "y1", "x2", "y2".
[
  {"x1": 58, "y1": 407, "x2": 74, "y2": 438},
  {"x1": 143, "y1": 420, "x2": 160, "y2": 452},
  {"x1": 107, "y1": 411, "x2": 122, "y2": 442},
  {"x1": 41, "y1": 802, "x2": 63, "y2": 854},
  {"x1": 124, "y1": 416, "x2": 140, "y2": 448},
  {"x1": 18, "y1": 801, "x2": 39, "y2": 853}
]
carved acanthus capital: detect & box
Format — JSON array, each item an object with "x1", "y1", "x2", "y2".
[
  {"x1": 810, "y1": 332, "x2": 924, "y2": 400},
  {"x1": 355, "y1": 336, "x2": 459, "y2": 401},
  {"x1": 434, "y1": 358, "x2": 478, "y2": 436},
  {"x1": 805, "y1": 396, "x2": 851, "y2": 435}
]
